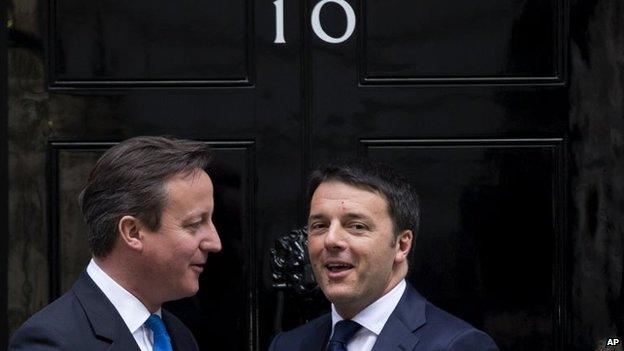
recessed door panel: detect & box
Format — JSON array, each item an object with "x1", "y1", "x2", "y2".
[
  {"x1": 362, "y1": 139, "x2": 564, "y2": 350},
  {"x1": 362, "y1": 0, "x2": 562, "y2": 83},
  {"x1": 52, "y1": 0, "x2": 252, "y2": 85}
]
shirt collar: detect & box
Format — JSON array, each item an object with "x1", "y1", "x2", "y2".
[
  {"x1": 86, "y1": 259, "x2": 161, "y2": 333},
  {"x1": 331, "y1": 279, "x2": 406, "y2": 335}
]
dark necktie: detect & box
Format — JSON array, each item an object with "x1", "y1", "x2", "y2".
[
  {"x1": 145, "y1": 314, "x2": 173, "y2": 351},
  {"x1": 327, "y1": 320, "x2": 362, "y2": 351}
]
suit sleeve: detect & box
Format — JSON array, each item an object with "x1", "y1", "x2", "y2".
[
  {"x1": 447, "y1": 329, "x2": 500, "y2": 351},
  {"x1": 268, "y1": 332, "x2": 283, "y2": 351},
  {"x1": 8, "y1": 322, "x2": 67, "y2": 351}
]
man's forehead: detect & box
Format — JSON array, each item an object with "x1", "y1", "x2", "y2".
[
  {"x1": 162, "y1": 169, "x2": 213, "y2": 206},
  {"x1": 312, "y1": 180, "x2": 386, "y2": 201},
  {"x1": 310, "y1": 181, "x2": 390, "y2": 214}
]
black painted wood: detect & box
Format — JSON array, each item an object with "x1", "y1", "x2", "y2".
[
  {"x1": 361, "y1": 0, "x2": 565, "y2": 84},
  {"x1": 5, "y1": 0, "x2": 624, "y2": 350},
  {"x1": 49, "y1": 0, "x2": 254, "y2": 87},
  {"x1": 46, "y1": 142, "x2": 116, "y2": 298},
  {"x1": 362, "y1": 139, "x2": 565, "y2": 350}
]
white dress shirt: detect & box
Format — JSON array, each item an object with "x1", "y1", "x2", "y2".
[
  {"x1": 87, "y1": 259, "x2": 160, "y2": 351},
  {"x1": 330, "y1": 279, "x2": 407, "y2": 351}
]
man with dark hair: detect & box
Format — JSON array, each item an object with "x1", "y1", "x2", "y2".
[
  {"x1": 9, "y1": 136, "x2": 221, "y2": 351},
  {"x1": 270, "y1": 159, "x2": 499, "y2": 351}
]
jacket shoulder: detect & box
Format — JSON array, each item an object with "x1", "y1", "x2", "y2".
[
  {"x1": 424, "y1": 301, "x2": 477, "y2": 334},
  {"x1": 9, "y1": 290, "x2": 92, "y2": 350},
  {"x1": 420, "y1": 301, "x2": 499, "y2": 350},
  {"x1": 269, "y1": 313, "x2": 330, "y2": 350}
]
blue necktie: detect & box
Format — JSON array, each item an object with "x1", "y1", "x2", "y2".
[
  {"x1": 327, "y1": 320, "x2": 362, "y2": 351},
  {"x1": 145, "y1": 314, "x2": 173, "y2": 351}
]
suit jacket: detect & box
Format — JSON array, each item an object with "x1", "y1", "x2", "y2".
[
  {"x1": 269, "y1": 284, "x2": 499, "y2": 351},
  {"x1": 9, "y1": 271, "x2": 199, "y2": 351}
]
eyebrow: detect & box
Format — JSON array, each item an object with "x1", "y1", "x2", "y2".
[
  {"x1": 343, "y1": 212, "x2": 372, "y2": 221},
  {"x1": 308, "y1": 212, "x2": 372, "y2": 221},
  {"x1": 308, "y1": 214, "x2": 326, "y2": 222}
]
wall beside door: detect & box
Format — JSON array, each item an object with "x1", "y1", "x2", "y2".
[
  {"x1": 569, "y1": 0, "x2": 624, "y2": 348},
  {"x1": 1, "y1": 0, "x2": 9, "y2": 346}
]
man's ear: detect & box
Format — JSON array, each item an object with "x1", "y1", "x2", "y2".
[
  {"x1": 395, "y1": 230, "x2": 413, "y2": 263},
  {"x1": 118, "y1": 215, "x2": 144, "y2": 251}
]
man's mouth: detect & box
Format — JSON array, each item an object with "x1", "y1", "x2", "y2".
[
  {"x1": 190, "y1": 263, "x2": 205, "y2": 273},
  {"x1": 324, "y1": 263, "x2": 354, "y2": 273}
]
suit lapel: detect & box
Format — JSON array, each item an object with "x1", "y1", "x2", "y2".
[
  {"x1": 372, "y1": 284, "x2": 426, "y2": 351},
  {"x1": 301, "y1": 314, "x2": 332, "y2": 351},
  {"x1": 107, "y1": 333, "x2": 144, "y2": 351},
  {"x1": 162, "y1": 310, "x2": 198, "y2": 351},
  {"x1": 72, "y1": 272, "x2": 141, "y2": 351}
]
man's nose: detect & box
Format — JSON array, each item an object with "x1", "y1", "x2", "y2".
[
  {"x1": 200, "y1": 223, "x2": 222, "y2": 252},
  {"x1": 323, "y1": 223, "x2": 347, "y2": 251}
]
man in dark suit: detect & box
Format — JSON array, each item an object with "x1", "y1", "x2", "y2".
[
  {"x1": 9, "y1": 136, "x2": 222, "y2": 351},
  {"x1": 270, "y1": 160, "x2": 499, "y2": 351}
]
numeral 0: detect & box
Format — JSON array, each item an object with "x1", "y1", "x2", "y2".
[{"x1": 273, "y1": 0, "x2": 356, "y2": 44}]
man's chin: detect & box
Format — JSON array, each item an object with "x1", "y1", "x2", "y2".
[
  {"x1": 173, "y1": 282, "x2": 200, "y2": 299},
  {"x1": 188, "y1": 284, "x2": 200, "y2": 296},
  {"x1": 322, "y1": 286, "x2": 357, "y2": 305}
]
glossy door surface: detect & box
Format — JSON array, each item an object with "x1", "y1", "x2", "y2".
[{"x1": 5, "y1": 0, "x2": 624, "y2": 350}]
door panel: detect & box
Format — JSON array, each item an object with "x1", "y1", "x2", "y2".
[
  {"x1": 54, "y1": 146, "x2": 103, "y2": 293},
  {"x1": 52, "y1": 0, "x2": 252, "y2": 85},
  {"x1": 362, "y1": 0, "x2": 563, "y2": 82},
  {"x1": 363, "y1": 139, "x2": 564, "y2": 350}
]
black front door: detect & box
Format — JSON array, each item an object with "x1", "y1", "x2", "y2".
[{"x1": 5, "y1": 0, "x2": 623, "y2": 350}]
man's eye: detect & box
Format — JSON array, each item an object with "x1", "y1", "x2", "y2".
[
  {"x1": 187, "y1": 221, "x2": 202, "y2": 229},
  {"x1": 309, "y1": 223, "x2": 327, "y2": 231},
  {"x1": 349, "y1": 223, "x2": 367, "y2": 231}
]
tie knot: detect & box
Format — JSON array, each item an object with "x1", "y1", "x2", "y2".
[
  {"x1": 331, "y1": 320, "x2": 362, "y2": 344},
  {"x1": 145, "y1": 314, "x2": 167, "y2": 336}
]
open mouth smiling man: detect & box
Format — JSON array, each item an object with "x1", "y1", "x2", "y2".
[{"x1": 269, "y1": 159, "x2": 499, "y2": 351}]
